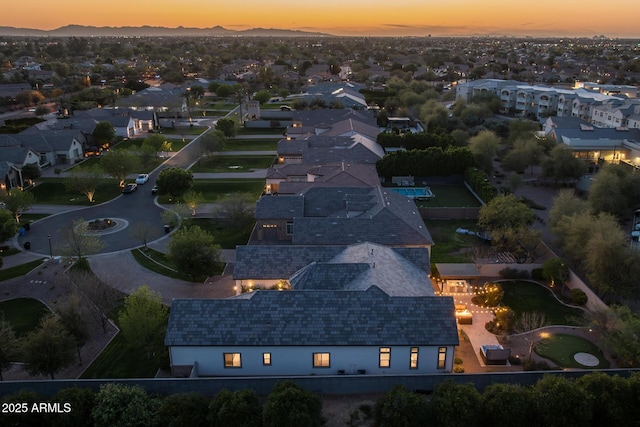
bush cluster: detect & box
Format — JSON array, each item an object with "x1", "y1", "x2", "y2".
[
  {"x1": 372, "y1": 373, "x2": 640, "y2": 427},
  {"x1": 570, "y1": 288, "x2": 588, "y2": 306},
  {"x1": 499, "y1": 267, "x2": 530, "y2": 279},
  {"x1": 464, "y1": 167, "x2": 498, "y2": 203},
  {"x1": 0, "y1": 381, "x2": 322, "y2": 427}
]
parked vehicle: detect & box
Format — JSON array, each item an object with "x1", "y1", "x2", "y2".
[
  {"x1": 135, "y1": 173, "x2": 149, "y2": 184},
  {"x1": 122, "y1": 183, "x2": 138, "y2": 193}
]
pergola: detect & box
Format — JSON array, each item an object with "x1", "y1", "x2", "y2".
[{"x1": 434, "y1": 263, "x2": 481, "y2": 293}]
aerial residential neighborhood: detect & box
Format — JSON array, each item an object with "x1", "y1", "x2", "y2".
[{"x1": 1, "y1": 27, "x2": 640, "y2": 425}]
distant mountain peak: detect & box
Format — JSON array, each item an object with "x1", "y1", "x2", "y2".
[{"x1": 0, "y1": 24, "x2": 332, "y2": 37}]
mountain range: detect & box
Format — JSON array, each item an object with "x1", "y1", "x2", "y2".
[{"x1": 0, "y1": 25, "x2": 332, "y2": 37}]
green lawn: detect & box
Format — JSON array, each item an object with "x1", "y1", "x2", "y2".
[
  {"x1": 80, "y1": 331, "x2": 166, "y2": 378},
  {"x1": 427, "y1": 219, "x2": 485, "y2": 263},
  {"x1": 157, "y1": 126, "x2": 207, "y2": 135},
  {"x1": 158, "y1": 179, "x2": 264, "y2": 204},
  {"x1": 0, "y1": 245, "x2": 20, "y2": 257},
  {"x1": 535, "y1": 333, "x2": 610, "y2": 369},
  {"x1": 29, "y1": 178, "x2": 122, "y2": 205},
  {"x1": 413, "y1": 184, "x2": 481, "y2": 208},
  {"x1": 223, "y1": 138, "x2": 280, "y2": 151},
  {"x1": 500, "y1": 280, "x2": 584, "y2": 326},
  {"x1": 0, "y1": 298, "x2": 51, "y2": 336},
  {"x1": 191, "y1": 155, "x2": 275, "y2": 173},
  {"x1": 130, "y1": 248, "x2": 193, "y2": 281},
  {"x1": 236, "y1": 128, "x2": 287, "y2": 136},
  {"x1": 188, "y1": 218, "x2": 253, "y2": 249},
  {"x1": 0, "y1": 259, "x2": 46, "y2": 281}
]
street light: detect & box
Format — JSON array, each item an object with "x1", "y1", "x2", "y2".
[{"x1": 47, "y1": 234, "x2": 53, "y2": 259}]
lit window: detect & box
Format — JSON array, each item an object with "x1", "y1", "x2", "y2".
[
  {"x1": 410, "y1": 347, "x2": 419, "y2": 369},
  {"x1": 379, "y1": 347, "x2": 391, "y2": 368},
  {"x1": 263, "y1": 352, "x2": 271, "y2": 366},
  {"x1": 313, "y1": 353, "x2": 330, "y2": 368},
  {"x1": 437, "y1": 347, "x2": 447, "y2": 369},
  {"x1": 224, "y1": 353, "x2": 242, "y2": 368}
]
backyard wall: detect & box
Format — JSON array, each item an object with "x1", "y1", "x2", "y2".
[{"x1": 1, "y1": 369, "x2": 636, "y2": 399}]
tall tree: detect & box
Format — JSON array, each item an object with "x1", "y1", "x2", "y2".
[
  {"x1": 215, "y1": 118, "x2": 237, "y2": 138},
  {"x1": 21, "y1": 314, "x2": 75, "y2": 379},
  {"x1": 542, "y1": 145, "x2": 587, "y2": 185},
  {"x1": 156, "y1": 167, "x2": 193, "y2": 199},
  {"x1": 0, "y1": 209, "x2": 20, "y2": 242},
  {"x1": 211, "y1": 193, "x2": 256, "y2": 229},
  {"x1": 68, "y1": 270, "x2": 122, "y2": 334},
  {"x1": 92, "y1": 121, "x2": 116, "y2": 148},
  {"x1": 468, "y1": 130, "x2": 500, "y2": 173},
  {"x1": 118, "y1": 285, "x2": 169, "y2": 360},
  {"x1": 65, "y1": 165, "x2": 103, "y2": 202},
  {"x1": 1, "y1": 189, "x2": 35, "y2": 223},
  {"x1": 181, "y1": 191, "x2": 204, "y2": 216},
  {"x1": 60, "y1": 218, "x2": 105, "y2": 260},
  {"x1": 199, "y1": 129, "x2": 226, "y2": 157},
  {"x1": 143, "y1": 134, "x2": 171, "y2": 159},
  {"x1": 0, "y1": 317, "x2": 20, "y2": 381},
  {"x1": 168, "y1": 226, "x2": 222, "y2": 281},
  {"x1": 100, "y1": 150, "x2": 141, "y2": 187},
  {"x1": 57, "y1": 293, "x2": 90, "y2": 363}
]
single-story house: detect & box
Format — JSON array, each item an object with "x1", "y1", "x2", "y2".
[{"x1": 165, "y1": 286, "x2": 458, "y2": 377}]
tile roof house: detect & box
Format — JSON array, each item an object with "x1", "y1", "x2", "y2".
[
  {"x1": 277, "y1": 135, "x2": 384, "y2": 165},
  {"x1": 265, "y1": 162, "x2": 381, "y2": 195},
  {"x1": 251, "y1": 186, "x2": 433, "y2": 249},
  {"x1": 165, "y1": 286, "x2": 458, "y2": 377},
  {"x1": 4, "y1": 130, "x2": 86, "y2": 166},
  {"x1": 0, "y1": 144, "x2": 40, "y2": 193},
  {"x1": 233, "y1": 242, "x2": 433, "y2": 295}
]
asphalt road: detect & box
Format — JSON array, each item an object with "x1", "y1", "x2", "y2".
[{"x1": 17, "y1": 124, "x2": 212, "y2": 257}]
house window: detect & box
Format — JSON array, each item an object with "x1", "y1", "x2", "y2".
[
  {"x1": 313, "y1": 352, "x2": 330, "y2": 368},
  {"x1": 286, "y1": 221, "x2": 293, "y2": 235},
  {"x1": 410, "y1": 347, "x2": 419, "y2": 369},
  {"x1": 437, "y1": 347, "x2": 447, "y2": 369},
  {"x1": 379, "y1": 347, "x2": 391, "y2": 368},
  {"x1": 224, "y1": 353, "x2": 242, "y2": 368},
  {"x1": 263, "y1": 352, "x2": 271, "y2": 366}
]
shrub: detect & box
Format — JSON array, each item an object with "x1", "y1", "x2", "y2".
[
  {"x1": 472, "y1": 283, "x2": 504, "y2": 307},
  {"x1": 570, "y1": 288, "x2": 588, "y2": 305},
  {"x1": 499, "y1": 267, "x2": 530, "y2": 279},
  {"x1": 374, "y1": 384, "x2": 429, "y2": 427},
  {"x1": 508, "y1": 355, "x2": 522, "y2": 365},
  {"x1": 454, "y1": 357, "x2": 463, "y2": 365},
  {"x1": 453, "y1": 365, "x2": 465, "y2": 373},
  {"x1": 522, "y1": 360, "x2": 553, "y2": 371},
  {"x1": 531, "y1": 268, "x2": 544, "y2": 280}
]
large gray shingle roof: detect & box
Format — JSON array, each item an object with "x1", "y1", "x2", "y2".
[{"x1": 165, "y1": 287, "x2": 458, "y2": 347}]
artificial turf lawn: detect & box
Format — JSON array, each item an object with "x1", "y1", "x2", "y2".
[{"x1": 535, "y1": 333, "x2": 610, "y2": 369}]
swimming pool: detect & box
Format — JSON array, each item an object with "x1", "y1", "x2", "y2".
[{"x1": 390, "y1": 187, "x2": 434, "y2": 200}]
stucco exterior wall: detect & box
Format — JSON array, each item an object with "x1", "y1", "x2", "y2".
[{"x1": 170, "y1": 345, "x2": 455, "y2": 377}]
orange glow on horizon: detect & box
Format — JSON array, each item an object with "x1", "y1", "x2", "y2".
[{"x1": 3, "y1": 0, "x2": 639, "y2": 37}]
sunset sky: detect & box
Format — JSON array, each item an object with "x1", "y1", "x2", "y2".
[{"x1": 3, "y1": 0, "x2": 639, "y2": 38}]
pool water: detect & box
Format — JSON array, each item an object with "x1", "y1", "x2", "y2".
[{"x1": 390, "y1": 187, "x2": 434, "y2": 200}]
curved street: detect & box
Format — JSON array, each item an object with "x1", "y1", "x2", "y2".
[{"x1": 16, "y1": 122, "x2": 213, "y2": 257}]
